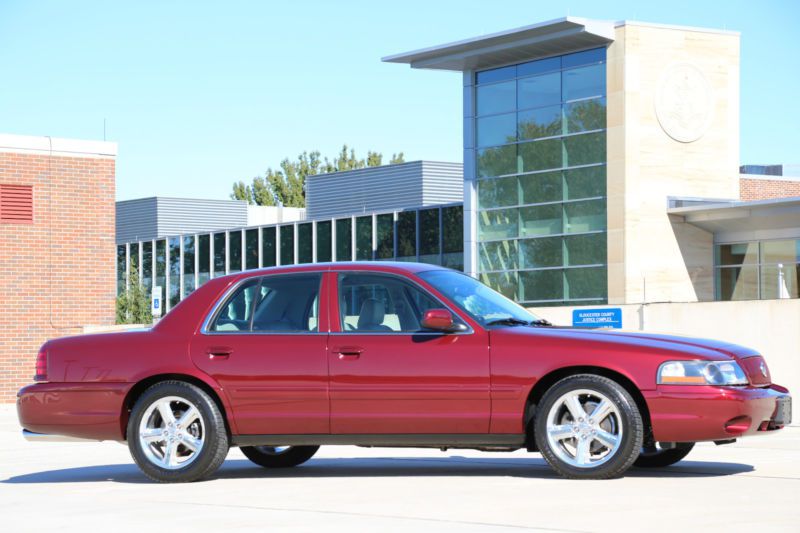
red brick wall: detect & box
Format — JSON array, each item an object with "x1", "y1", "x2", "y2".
[
  {"x1": 740, "y1": 177, "x2": 800, "y2": 201},
  {"x1": 0, "y1": 151, "x2": 116, "y2": 402}
]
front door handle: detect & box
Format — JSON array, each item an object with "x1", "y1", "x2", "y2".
[
  {"x1": 207, "y1": 346, "x2": 233, "y2": 360},
  {"x1": 332, "y1": 346, "x2": 363, "y2": 359}
]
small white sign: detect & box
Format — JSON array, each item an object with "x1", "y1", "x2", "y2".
[{"x1": 152, "y1": 286, "x2": 163, "y2": 318}]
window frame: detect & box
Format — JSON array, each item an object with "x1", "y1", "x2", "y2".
[
  {"x1": 331, "y1": 271, "x2": 473, "y2": 336},
  {"x1": 200, "y1": 272, "x2": 326, "y2": 336}
]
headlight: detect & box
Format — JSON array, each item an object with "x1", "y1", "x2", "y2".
[{"x1": 657, "y1": 360, "x2": 748, "y2": 386}]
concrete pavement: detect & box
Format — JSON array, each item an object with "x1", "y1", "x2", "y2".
[{"x1": 2, "y1": 405, "x2": 798, "y2": 532}]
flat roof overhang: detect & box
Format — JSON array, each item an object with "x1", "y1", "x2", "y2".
[
  {"x1": 668, "y1": 197, "x2": 800, "y2": 240},
  {"x1": 382, "y1": 17, "x2": 615, "y2": 71}
]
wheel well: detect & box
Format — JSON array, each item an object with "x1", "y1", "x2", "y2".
[
  {"x1": 523, "y1": 366, "x2": 653, "y2": 449},
  {"x1": 121, "y1": 374, "x2": 231, "y2": 441}
]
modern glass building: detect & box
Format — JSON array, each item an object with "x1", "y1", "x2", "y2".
[
  {"x1": 473, "y1": 47, "x2": 607, "y2": 306},
  {"x1": 118, "y1": 203, "x2": 463, "y2": 311}
]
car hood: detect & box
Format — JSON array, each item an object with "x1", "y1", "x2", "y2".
[{"x1": 494, "y1": 326, "x2": 759, "y2": 361}]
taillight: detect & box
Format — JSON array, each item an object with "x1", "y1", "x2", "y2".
[{"x1": 34, "y1": 347, "x2": 47, "y2": 382}]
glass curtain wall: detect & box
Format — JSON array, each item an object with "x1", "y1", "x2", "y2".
[
  {"x1": 168, "y1": 237, "x2": 180, "y2": 309},
  {"x1": 121, "y1": 204, "x2": 464, "y2": 312},
  {"x1": 715, "y1": 239, "x2": 800, "y2": 300},
  {"x1": 474, "y1": 47, "x2": 608, "y2": 306}
]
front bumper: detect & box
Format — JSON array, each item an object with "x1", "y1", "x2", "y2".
[
  {"x1": 645, "y1": 384, "x2": 792, "y2": 443},
  {"x1": 17, "y1": 382, "x2": 131, "y2": 442}
]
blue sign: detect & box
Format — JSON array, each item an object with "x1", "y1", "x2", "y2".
[
  {"x1": 153, "y1": 299, "x2": 160, "y2": 309},
  {"x1": 573, "y1": 308, "x2": 622, "y2": 329}
]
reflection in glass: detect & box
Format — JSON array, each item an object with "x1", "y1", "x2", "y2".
[
  {"x1": 356, "y1": 216, "x2": 372, "y2": 260},
  {"x1": 480, "y1": 240, "x2": 518, "y2": 272},
  {"x1": 213, "y1": 232, "x2": 226, "y2": 276},
  {"x1": 442, "y1": 206, "x2": 463, "y2": 254},
  {"x1": 520, "y1": 204, "x2": 562, "y2": 237},
  {"x1": 477, "y1": 113, "x2": 516, "y2": 147},
  {"x1": 183, "y1": 235, "x2": 195, "y2": 296},
  {"x1": 519, "y1": 138, "x2": 561, "y2": 173},
  {"x1": 198, "y1": 234, "x2": 210, "y2": 286},
  {"x1": 298, "y1": 223, "x2": 312, "y2": 263},
  {"x1": 476, "y1": 81, "x2": 515, "y2": 116},
  {"x1": 117, "y1": 244, "x2": 126, "y2": 295},
  {"x1": 716, "y1": 266, "x2": 758, "y2": 301},
  {"x1": 477, "y1": 145, "x2": 517, "y2": 178},
  {"x1": 519, "y1": 171, "x2": 562, "y2": 204},
  {"x1": 478, "y1": 176, "x2": 518, "y2": 209},
  {"x1": 761, "y1": 240, "x2": 798, "y2": 264},
  {"x1": 335, "y1": 218, "x2": 352, "y2": 261},
  {"x1": 520, "y1": 237, "x2": 562, "y2": 268},
  {"x1": 565, "y1": 200, "x2": 606, "y2": 233},
  {"x1": 517, "y1": 72, "x2": 560, "y2": 109},
  {"x1": 480, "y1": 271, "x2": 518, "y2": 300},
  {"x1": 419, "y1": 208, "x2": 440, "y2": 264},
  {"x1": 376, "y1": 214, "x2": 394, "y2": 259},
  {"x1": 565, "y1": 233, "x2": 606, "y2": 266},
  {"x1": 155, "y1": 240, "x2": 166, "y2": 298},
  {"x1": 566, "y1": 267, "x2": 607, "y2": 299},
  {"x1": 245, "y1": 229, "x2": 258, "y2": 270},
  {"x1": 397, "y1": 211, "x2": 416, "y2": 260},
  {"x1": 518, "y1": 104, "x2": 562, "y2": 140},
  {"x1": 262, "y1": 227, "x2": 276, "y2": 267},
  {"x1": 760, "y1": 264, "x2": 799, "y2": 299},
  {"x1": 142, "y1": 241, "x2": 153, "y2": 297},
  {"x1": 479, "y1": 208, "x2": 518, "y2": 241},
  {"x1": 229, "y1": 231, "x2": 242, "y2": 273},
  {"x1": 168, "y1": 237, "x2": 180, "y2": 308},
  {"x1": 563, "y1": 132, "x2": 606, "y2": 167},
  {"x1": 280, "y1": 225, "x2": 294, "y2": 265},
  {"x1": 520, "y1": 269, "x2": 563, "y2": 302},
  {"x1": 316, "y1": 221, "x2": 332, "y2": 263},
  {"x1": 562, "y1": 63, "x2": 605, "y2": 101},
  {"x1": 565, "y1": 166, "x2": 605, "y2": 200},
  {"x1": 565, "y1": 98, "x2": 606, "y2": 133}
]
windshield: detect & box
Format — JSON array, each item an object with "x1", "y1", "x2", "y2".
[{"x1": 418, "y1": 270, "x2": 540, "y2": 326}]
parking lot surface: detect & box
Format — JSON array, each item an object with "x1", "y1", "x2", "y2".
[{"x1": 2, "y1": 405, "x2": 798, "y2": 532}]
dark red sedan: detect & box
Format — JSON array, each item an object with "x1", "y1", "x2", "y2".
[{"x1": 17, "y1": 263, "x2": 792, "y2": 482}]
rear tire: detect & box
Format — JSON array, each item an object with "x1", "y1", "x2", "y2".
[
  {"x1": 127, "y1": 381, "x2": 229, "y2": 483},
  {"x1": 634, "y1": 443, "x2": 694, "y2": 468},
  {"x1": 240, "y1": 445, "x2": 319, "y2": 468},
  {"x1": 534, "y1": 374, "x2": 643, "y2": 479}
]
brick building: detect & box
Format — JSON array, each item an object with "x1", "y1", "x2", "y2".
[{"x1": 0, "y1": 134, "x2": 117, "y2": 402}]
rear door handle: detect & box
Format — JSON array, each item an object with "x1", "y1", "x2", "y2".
[
  {"x1": 332, "y1": 346, "x2": 363, "y2": 359},
  {"x1": 207, "y1": 346, "x2": 233, "y2": 359}
]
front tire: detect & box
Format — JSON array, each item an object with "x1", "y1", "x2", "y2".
[
  {"x1": 534, "y1": 374, "x2": 644, "y2": 479},
  {"x1": 240, "y1": 445, "x2": 320, "y2": 468},
  {"x1": 127, "y1": 381, "x2": 229, "y2": 483},
  {"x1": 634, "y1": 443, "x2": 695, "y2": 468}
]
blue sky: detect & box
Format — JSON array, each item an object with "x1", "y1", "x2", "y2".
[{"x1": 1, "y1": 0, "x2": 798, "y2": 201}]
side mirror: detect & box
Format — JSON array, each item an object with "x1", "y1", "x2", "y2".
[{"x1": 420, "y1": 309, "x2": 468, "y2": 333}]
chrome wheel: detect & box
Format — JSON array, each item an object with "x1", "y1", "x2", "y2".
[
  {"x1": 545, "y1": 389, "x2": 623, "y2": 469},
  {"x1": 138, "y1": 395, "x2": 205, "y2": 470}
]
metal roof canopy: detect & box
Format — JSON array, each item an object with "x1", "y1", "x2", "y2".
[
  {"x1": 382, "y1": 17, "x2": 615, "y2": 71},
  {"x1": 668, "y1": 197, "x2": 800, "y2": 240}
]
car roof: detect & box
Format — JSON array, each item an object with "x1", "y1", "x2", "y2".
[{"x1": 224, "y1": 261, "x2": 451, "y2": 279}]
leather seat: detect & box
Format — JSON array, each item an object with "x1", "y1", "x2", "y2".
[{"x1": 357, "y1": 298, "x2": 392, "y2": 331}]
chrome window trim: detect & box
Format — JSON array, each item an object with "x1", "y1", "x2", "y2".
[
  {"x1": 333, "y1": 270, "x2": 475, "y2": 336},
  {"x1": 199, "y1": 271, "x2": 327, "y2": 336}
]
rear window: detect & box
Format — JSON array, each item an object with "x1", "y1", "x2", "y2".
[{"x1": 208, "y1": 274, "x2": 321, "y2": 333}]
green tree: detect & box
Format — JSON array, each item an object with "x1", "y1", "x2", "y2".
[
  {"x1": 116, "y1": 266, "x2": 152, "y2": 325},
  {"x1": 232, "y1": 145, "x2": 405, "y2": 207}
]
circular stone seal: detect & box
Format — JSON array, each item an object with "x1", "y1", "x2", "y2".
[{"x1": 654, "y1": 63, "x2": 714, "y2": 143}]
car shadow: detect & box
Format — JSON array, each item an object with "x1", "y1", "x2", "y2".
[{"x1": 1, "y1": 456, "x2": 754, "y2": 484}]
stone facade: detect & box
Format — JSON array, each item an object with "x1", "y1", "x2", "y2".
[{"x1": 606, "y1": 22, "x2": 741, "y2": 304}]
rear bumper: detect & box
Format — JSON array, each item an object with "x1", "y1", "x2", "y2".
[
  {"x1": 17, "y1": 382, "x2": 131, "y2": 442},
  {"x1": 645, "y1": 384, "x2": 792, "y2": 443}
]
